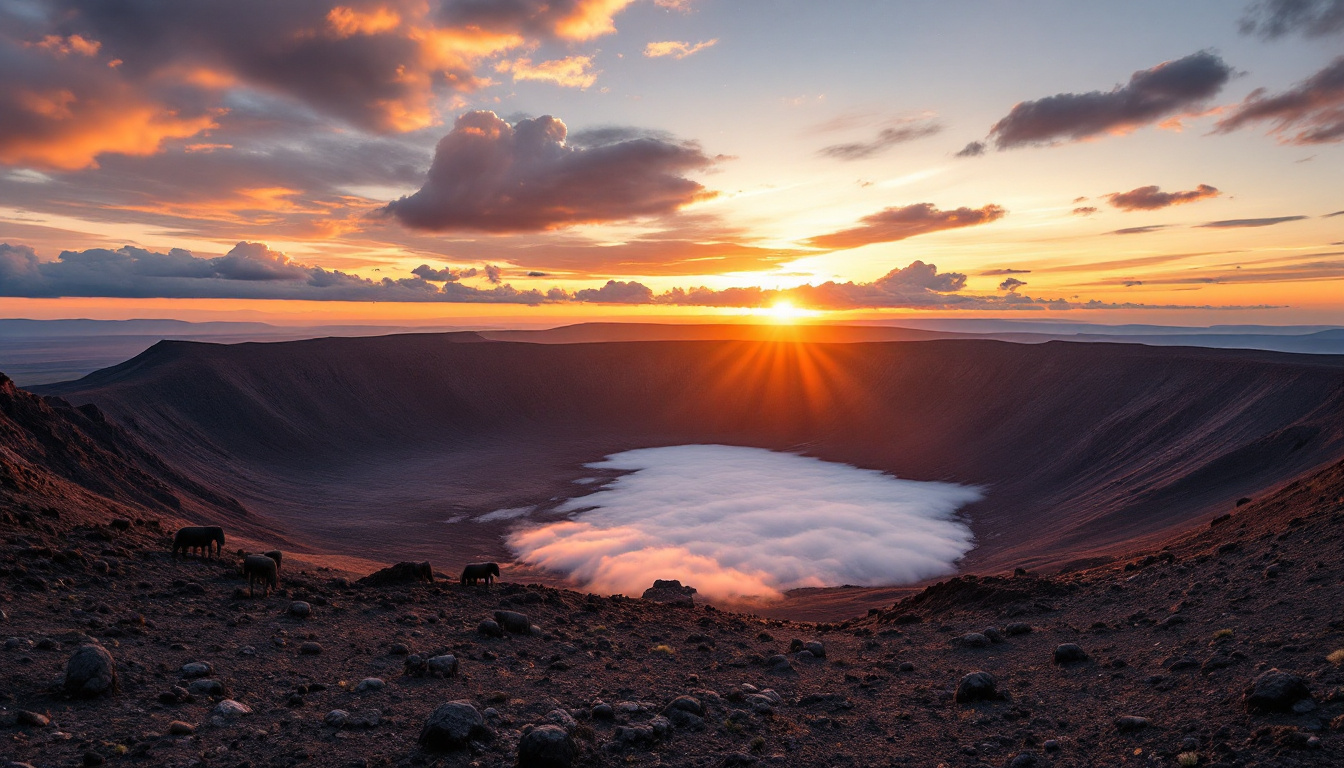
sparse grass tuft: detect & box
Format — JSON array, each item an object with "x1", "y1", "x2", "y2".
[
  {"x1": 750, "y1": 736, "x2": 766, "y2": 753},
  {"x1": 651, "y1": 644, "x2": 675, "y2": 655},
  {"x1": 1178, "y1": 752, "x2": 1199, "y2": 767},
  {"x1": 1328, "y1": 649, "x2": 1344, "y2": 666},
  {"x1": 1214, "y1": 628, "x2": 1233, "y2": 640}
]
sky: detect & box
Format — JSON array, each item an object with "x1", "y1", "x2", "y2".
[{"x1": 1, "y1": 0, "x2": 1342, "y2": 325}]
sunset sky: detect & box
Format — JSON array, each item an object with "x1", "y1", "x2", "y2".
[{"x1": 1, "y1": 0, "x2": 1342, "y2": 325}]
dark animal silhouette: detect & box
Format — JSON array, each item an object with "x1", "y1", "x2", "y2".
[
  {"x1": 242, "y1": 554, "x2": 278, "y2": 597},
  {"x1": 460, "y1": 562, "x2": 500, "y2": 586},
  {"x1": 173, "y1": 526, "x2": 225, "y2": 559},
  {"x1": 262, "y1": 550, "x2": 282, "y2": 572}
]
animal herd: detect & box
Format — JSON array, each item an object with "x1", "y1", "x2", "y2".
[{"x1": 171, "y1": 525, "x2": 502, "y2": 597}]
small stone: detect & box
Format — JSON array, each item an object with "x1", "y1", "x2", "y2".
[
  {"x1": 517, "y1": 724, "x2": 578, "y2": 768},
  {"x1": 1115, "y1": 715, "x2": 1149, "y2": 732},
  {"x1": 180, "y1": 661, "x2": 212, "y2": 678},
  {"x1": 1004, "y1": 622, "x2": 1032, "y2": 636},
  {"x1": 955, "y1": 633, "x2": 991, "y2": 649},
  {"x1": 213, "y1": 699, "x2": 252, "y2": 718},
  {"x1": 324, "y1": 709, "x2": 350, "y2": 728},
  {"x1": 493, "y1": 610, "x2": 531, "y2": 634},
  {"x1": 299, "y1": 642, "x2": 323, "y2": 655},
  {"x1": 1245, "y1": 669, "x2": 1313, "y2": 714},
  {"x1": 803, "y1": 641, "x2": 826, "y2": 659},
  {"x1": 477, "y1": 619, "x2": 504, "y2": 638},
  {"x1": 63, "y1": 644, "x2": 118, "y2": 698},
  {"x1": 168, "y1": 721, "x2": 195, "y2": 735},
  {"x1": 954, "y1": 671, "x2": 998, "y2": 703},
  {"x1": 419, "y1": 700, "x2": 492, "y2": 751},
  {"x1": 188, "y1": 679, "x2": 225, "y2": 697},
  {"x1": 289, "y1": 602, "x2": 312, "y2": 618},
  {"x1": 667, "y1": 696, "x2": 703, "y2": 716},
  {"x1": 1007, "y1": 753, "x2": 1038, "y2": 768},
  {"x1": 1043, "y1": 739, "x2": 1060, "y2": 752},
  {"x1": 591, "y1": 702, "x2": 615, "y2": 720},
  {"x1": 428, "y1": 654, "x2": 459, "y2": 678},
  {"x1": 16, "y1": 711, "x2": 50, "y2": 727},
  {"x1": 388, "y1": 642, "x2": 410, "y2": 655},
  {"x1": 354, "y1": 677, "x2": 385, "y2": 693},
  {"x1": 545, "y1": 708, "x2": 578, "y2": 732},
  {"x1": 982, "y1": 627, "x2": 1005, "y2": 643},
  {"x1": 82, "y1": 752, "x2": 105, "y2": 766},
  {"x1": 898, "y1": 662, "x2": 915, "y2": 672},
  {"x1": 1180, "y1": 737, "x2": 1200, "y2": 751},
  {"x1": 1053, "y1": 643, "x2": 1089, "y2": 664}
]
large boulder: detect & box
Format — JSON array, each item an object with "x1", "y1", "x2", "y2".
[
  {"x1": 493, "y1": 611, "x2": 531, "y2": 634},
  {"x1": 359, "y1": 561, "x2": 434, "y2": 586},
  {"x1": 419, "y1": 701, "x2": 492, "y2": 751},
  {"x1": 954, "y1": 671, "x2": 998, "y2": 704},
  {"x1": 1245, "y1": 669, "x2": 1313, "y2": 714},
  {"x1": 641, "y1": 579, "x2": 697, "y2": 606},
  {"x1": 517, "y1": 724, "x2": 578, "y2": 768},
  {"x1": 64, "y1": 645, "x2": 118, "y2": 697}
]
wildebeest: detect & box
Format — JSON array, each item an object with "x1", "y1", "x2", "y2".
[
  {"x1": 173, "y1": 526, "x2": 225, "y2": 559},
  {"x1": 460, "y1": 562, "x2": 500, "y2": 586},
  {"x1": 243, "y1": 554, "x2": 279, "y2": 597},
  {"x1": 262, "y1": 550, "x2": 282, "y2": 572}
]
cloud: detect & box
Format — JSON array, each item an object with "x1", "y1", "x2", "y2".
[
  {"x1": 643, "y1": 39, "x2": 717, "y2": 59},
  {"x1": 505, "y1": 445, "x2": 981, "y2": 602},
  {"x1": 573, "y1": 279, "x2": 655, "y2": 303},
  {"x1": 1110, "y1": 225, "x2": 1171, "y2": 235},
  {"x1": 382, "y1": 111, "x2": 717, "y2": 232},
  {"x1": 818, "y1": 120, "x2": 942, "y2": 160},
  {"x1": 1106, "y1": 183, "x2": 1220, "y2": 211},
  {"x1": 495, "y1": 56, "x2": 598, "y2": 88},
  {"x1": 0, "y1": 241, "x2": 551, "y2": 303},
  {"x1": 988, "y1": 51, "x2": 1233, "y2": 148},
  {"x1": 1214, "y1": 56, "x2": 1344, "y2": 145},
  {"x1": 1073, "y1": 206, "x2": 1099, "y2": 216},
  {"x1": 999, "y1": 277, "x2": 1027, "y2": 291},
  {"x1": 980, "y1": 268, "x2": 1030, "y2": 276},
  {"x1": 806, "y1": 203, "x2": 1006, "y2": 250},
  {"x1": 1197, "y1": 215, "x2": 1308, "y2": 228},
  {"x1": 1325, "y1": 210, "x2": 1344, "y2": 217},
  {"x1": 437, "y1": 0, "x2": 637, "y2": 41},
  {"x1": 1240, "y1": 0, "x2": 1344, "y2": 38},
  {"x1": 411, "y1": 264, "x2": 477, "y2": 282},
  {"x1": 955, "y1": 141, "x2": 986, "y2": 157},
  {"x1": 484, "y1": 264, "x2": 503, "y2": 284}
]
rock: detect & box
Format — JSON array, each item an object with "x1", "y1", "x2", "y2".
[
  {"x1": 641, "y1": 579, "x2": 697, "y2": 606},
  {"x1": 63, "y1": 644, "x2": 118, "y2": 697},
  {"x1": 1043, "y1": 739, "x2": 1060, "y2": 752},
  {"x1": 1004, "y1": 622, "x2": 1032, "y2": 636},
  {"x1": 1115, "y1": 716, "x2": 1149, "y2": 732},
  {"x1": 517, "y1": 724, "x2": 578, "y2": 768},
  {"x1": 983, "y1": 627, "x2": 1005, "y2": 643},
  {"x1": 180, "y1": 661, "x2": 212, "y2": 678},
  {"x1": 954, "y1": 671, "x2": 998, "y2": 703},
  {"x1": 1053, "y1": 643, "x2": 1089, "y2": 664},
  {"x1": 388, "y1": 642, "x2": 410, "y2": 655},
  {"x1": 427, "y1": 654, "x2": 459, "y2": 678},
  {"x1": 721, "y1": 753, "x2": 757, "y2": 767},
  {"x1": 357, "y1": 561, "x2": 433, "y2": 586},
  {"x1": 955, "y1": 632, "x2": 991, "y2": 649},
  {"x1": 324, "y1": 709, "x2": 350, "y2": 728},
  {"x1": 667, "y1": 696, "x2": 703, "y2": 716},
  {"x1": 591, "y1": 702, "x2": 615, "y2": 720},
  {"x1": 1245, "y1": 669, "x2": 1313, "y2": 713},
  {"x1": 650, "y1": 716, "x2": 672, "y2": 739},
  {"x1": 419, "y1": 701, "x2": 492, "y2": 751},
  {"x1": 16, "y1": 711, "x2": 49, "y2": 727},
  {"x1": 899, "y1": 662, "x2": 915, "y2": 672},
  {"x1": 1007, "y1": 753, "x2": 1038, "y2": 768},
  {"x1": 168, "y1": 721, "x2": 195, "y2": 735},
  {"x1": 299, "y1": 641, "x2": 323, "y2": 655},
  {"x1": 477, "y1": 619, "x2": 504, "y2": 638},
  {"x1": 289, "y1": 601, "x2": 312, "y2": 618},
  {"x1": 493, "y1": 610, "x2": 531, "y2": 634},
  {"x1": 348, "y1": 709, "x2": 382, "y2": 728},
  {"x1": 545, "y1": 708, "x2": 578, "y2": 732},
  {"x1": 83, "y1": 752, "x2": 105, "y2": 766},
  {"x1": 804, "y1": 641, "x2": 826, "y2": 659},
  {"x1": 188, "y1": 679, "x2": 225, "y2": 697},
  {"x1": 354, "y1": 677, "x2": 385, "y2": 693},
  {"x1": 213, "y1": 699, "x2": 252, "y2": 718}
]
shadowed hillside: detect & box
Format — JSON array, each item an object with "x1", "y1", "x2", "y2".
[{"x1": 38, "y1": 335, "x2": 1344, "y2": 610}]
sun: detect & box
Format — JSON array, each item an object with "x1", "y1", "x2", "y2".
[{"x1": 762, "y1": 300, "x2": 817, "y2": 323}]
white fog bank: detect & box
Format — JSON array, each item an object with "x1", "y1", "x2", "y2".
[{"x1": 505, "y1": 445, "x2": 982, "y2": 602}]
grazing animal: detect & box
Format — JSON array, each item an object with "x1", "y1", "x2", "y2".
[
  {"x1": 173, "y1": 526, "x2": 225, "y2": 559},
  {"x1": 243, "y1": 554, "x2": 279, "y2": 597},
  {"x1": 460, "y1": 562, "x2": 501, "y2": 586},
  {"x1": 263, "y1": 550, "x2": 282, "y2": 572}
]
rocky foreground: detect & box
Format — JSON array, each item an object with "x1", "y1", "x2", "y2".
[{"x1": 3, "y1": 459, "x2": 1344, "y2": 768}]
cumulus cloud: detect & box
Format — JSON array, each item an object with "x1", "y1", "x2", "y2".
[
  {"x1": 999, "y1": 277, "x2": 1027, "y2": 291},
  {"x1": 411, "y1": 264, "x2": 477, "y2": 282},
  {"x1": 1240, "y1": 0, "x2": 1344, "y2": 38},
  {"x1": 818, "y1": 120, "x2": 942, "y2": 160},
  {"x1": 572, "y1": 279, "x2": 655, "y2": 303},
  {"x1": 383, "y1": 111, "x2": 717, "y2": 232},
  {"x1": 807, "y1": 203, "x2": 1006, "y2": 249},
  {"x1": 1214, "y1": 56, "x2": 1344, "y2": 145},
  {"x1": 643, "y1": 39, "x2": 717, "y2": 59},
  {"x1": 1197, "y1": 215, "x2": 1308, "y2": 228},
  {"x1": 1106, "y1": 184, "x2": 1220, "y2": 211},
  {"x1": 0, "y1": 241, "x2": 550, "y2": 303},
  {"x1": 505, "y1": 445, "x2": 982, "y2": 601},
  {"x1": 987, "y1": 51, "x2": 1233, "y2": 148}
]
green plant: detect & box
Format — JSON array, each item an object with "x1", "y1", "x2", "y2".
[
  {"x1": 749, "y1": 736, "x2": 766, "y2": 753},
  {"x1": 1214, "y1": 628, "x2": 1233, "y2": 640},
  {"x1": 1178, "y1": 752, "x2": 1199, "y2": 767},
  {"x1": 1328, "y1": 648, "x2": 1344, "y2": 666}
]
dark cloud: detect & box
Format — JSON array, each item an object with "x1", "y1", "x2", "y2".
[
  {"x1": 1325, "y1": 210, "x2": 1344, "y2": 217},
  {"x1": 955, "y1": 141, "x2": 986, "y2": 157},
  {"x1": 484, "y1": 264, "x2": 503, "y2": 284},
  {"x1": 988, "y1": 51, "x2": 1233, "y2": 148},
  {"x1": 980, "y1": 268, "x2": 1031, "y2": 275},
  {"x1": 1106, "y1": 184, "x2": 1220, "y2": 211},
  {"x1": 1073, "y1": 206, "x2": 1099, "y2": 216},
  {"x1": 1240, "y1": 0, "x2": 1344, "y2": 38},
  {"x1": 526, "y1": 271, "x2": 549, "y2": 277},
  {"x1": 383, "y1": 111, "x2": 717, "y2": 232},
  {"x1": 1214, "y1": 56, "x2": 1344, "y2": 145},
  {"x1": 572, "y1": 279, "x2": 655, "y2": 303},
  {"x1": 1110, "y1": 225, "x2": 1171, "y2": 235},
  {"x1": 0, "y1": 241, "x2": 549, "y2": 303},
  {"x1": 1197, "y1": 216, "x2": 1308, "y2": 228},
  {"x1": 998, "y1": 277, "x2": 1027, "y2": 291},
  {"x1": 411, "y1": 264, "x2": 475, "y2": 282},
  {"x1": 807, "y1": 203, "x2": 1006, "y2": 250},
  {"x1": 819, "y1": 121, "x2": 942, "y2": 160}
]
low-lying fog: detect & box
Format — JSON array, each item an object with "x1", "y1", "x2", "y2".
[{"x1": 504, "y1": 445, "x2": 982, "y2": 603}]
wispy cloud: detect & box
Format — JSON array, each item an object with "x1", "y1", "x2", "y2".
[
  {"x1": 1215, "y1": 56, "x2": 1344, "y2": 145},
  {"x1": 819, "y1": 120, "x2": 942, "y2": 160},
  {"x1": 1197, "y1": 216, "x2": 1308, "y2": 228},
  {"x1": 1106, "y1": 184, "x2": 1220, "y2": 211},
  {"x1": 644, "y1": 39, "x2": 718, "y2": 59},
  {"x1": 496, "y1": 56, "x2": 599, "y2": 88},
  {"x1": 807, "y1": 203, "x2": 1006, "y2": 249}
]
